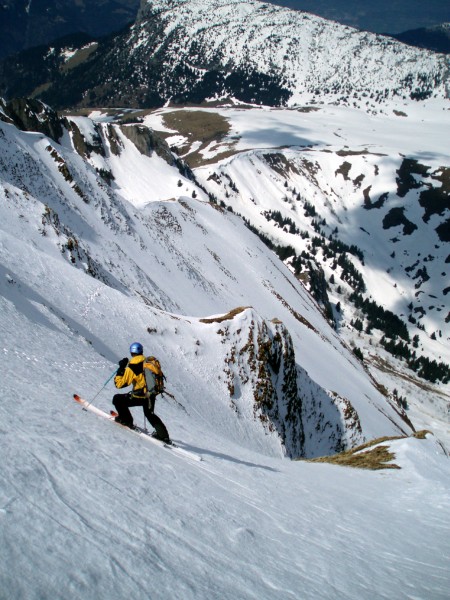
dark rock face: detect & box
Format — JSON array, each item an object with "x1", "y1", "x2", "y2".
[{"x1": 1, "y1": 97, "x2": 63, "y2": 142}]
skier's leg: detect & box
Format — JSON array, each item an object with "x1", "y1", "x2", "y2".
[
  {"x1": 143, "y1": 394, "x2": 169, "y2": 441},
  {"x1": 113, "y1": 393, "x2": 135, "y2": 427},
  {"x1": 147, "y1": 413, "x2": 170, "y2": 441}
]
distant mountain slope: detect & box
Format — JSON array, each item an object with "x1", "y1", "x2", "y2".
[
  {"x1": 269, "y1": 0, "x2": 450, "y2": 35},
  {"x1": 389, "y1": 23, "x2": 450, "y2": 55},
  {"x1": 0, "y1": 0, "x2": 448, "y2": 109},
  {"x1": 142, "y1": 100, "x2": 450, "y2": 393},
  {"x1": 0, "y1": 0, "x2": 140, "y2": 59}
]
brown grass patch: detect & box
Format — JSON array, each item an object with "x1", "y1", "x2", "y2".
[
  {"x1": 163, "y1": 110, "x2": 230, "y2": 141},
  {"x1": 304, "y1": 435, "x2": 406, "y2": 470},
  {"x1": 412, "y1": 430, "x2": 431, "y2": 439},
  {"x1": 161, "y1": 110, "x2": 238, "y2": 167},
  {"x1": 61, "y1": 43, "x2": 99, "y2": 73},
  {"x1": 200, "y1": 306, "x2": 251, "y2": 324},
  {"x1": 305, "y1": 431, "x2": 432, "y2": 469},
  {"x1": 31, "y1": 82, "x2": 52, "y2": 97}
]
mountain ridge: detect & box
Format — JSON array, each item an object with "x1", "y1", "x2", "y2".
[
  {"x1": 1, "y1": 0, "x2": 449, "y2": 61},
  {"x1": 0, "y1": 97, "x2": 422, "y2": 459},
  {"x1": 0, "y1": 0, "x2": 449, "y2": 109},
  {"x1": 388, "y1": 23, "x2": 450, "y2": 54},
  {"x1": 2, "y1": 95, "x2": 449, "y2": 398}
]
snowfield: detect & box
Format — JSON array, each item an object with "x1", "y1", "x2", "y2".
[
  {"x1": 145, "y1": 99, "x2": 450, "y2": 398},
  {"x1": 1, "y1": 295, "x2": 449, "y2": 600},
  {"x1": 1, "y1": 268, "x2": 449, "y2": 599},
  {"x1": 1, "y1": 92, "x2": 449, "y2": 598}
]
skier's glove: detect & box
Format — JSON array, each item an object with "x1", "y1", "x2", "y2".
[{"x1": 116, "y1": 357, "x2": 128, "y2": 376}]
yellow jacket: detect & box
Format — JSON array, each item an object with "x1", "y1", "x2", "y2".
[{"x1": 114, "y1": 355, "x2": 146, "y2": 397}]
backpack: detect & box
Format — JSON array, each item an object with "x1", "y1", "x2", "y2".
[{"x1": 143, "y1": 356, "x2": 165, "y2": 397}]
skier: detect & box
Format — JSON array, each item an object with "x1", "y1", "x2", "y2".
[{"x1": 113, "y1": 342, "x2": 171, "y2": 443}]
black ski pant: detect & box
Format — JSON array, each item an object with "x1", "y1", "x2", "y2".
[{"x1": 113, "y1": 392, "x2": 169, "y2": 439}]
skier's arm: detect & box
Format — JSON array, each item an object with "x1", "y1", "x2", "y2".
[{"x1": 114, "y1": 358, "x2": 132, "y2": 389}]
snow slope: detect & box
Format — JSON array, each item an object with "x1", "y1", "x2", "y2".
[
  {"x1": 1, "y1": 231, "x2": 449, "y2": 599},
  {"x1": 0, "y1": 112, "x2": 413, "y2": 454},
  {"x1": 131, "y1": 0, "x2": 449, "y2": 104},
  {"x1": 145, "y1": 98, "x2": 450, "y2": 414},
  {"x1": 0, "y1": 105, "x2": 449, "y2": 599},
  {"x1": 0, "y1": 263, "x2": 449, "y2": 599}
]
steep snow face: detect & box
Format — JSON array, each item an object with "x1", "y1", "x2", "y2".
[
  {"x1": 1, "y1": 178, "x2": 449, "y2": 599},
  {"x1": 1, "y1": 103, "x2": 449, "y2": 600},
  {"x1": 0, "y1": 111, "x2": 414, "y2": 459},
  {"x1": 1, "y1": 269, "x2": 449, "y2": 600},
  {"x1": 202, "y1": 145, "x2": 450, "y2": 350},
  {"x1": 132, "y1": 0, "x2": 449, "y2": 105},
  {"x1": 146, "y1": 100, "x2": 450, "y2": 401}
]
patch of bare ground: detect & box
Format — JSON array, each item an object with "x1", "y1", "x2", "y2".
[
  {"x1": 295, "y1": 106, "x2": 321, "y2": 113},
  {"x1": 302, "y1": 430, "x2": 431, "y2": 470},
  {"x1": 336, "y1": 148, "x2": 387, "y2": 157},
  {"x1": 61, "y1": 43, "x2": 98, "y2": 73},
  {"x1": 160, "y1": 109, "x2": 240, "y2": 167},
  {"x1": 200, "y1": 306, "x2": 251, "y2": 324}
]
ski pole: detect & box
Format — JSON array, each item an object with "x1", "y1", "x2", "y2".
[{"x1": 84, "y1": 368, "x2": 117, "y2": 410}]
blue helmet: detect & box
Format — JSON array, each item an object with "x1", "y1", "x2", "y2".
[{"x1": 129, "y1": 342, "x2": 143, "y2": 355}]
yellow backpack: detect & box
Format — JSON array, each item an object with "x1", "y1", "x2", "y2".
[{"x1": 143, "y1": 356, "x2": 165, "y2": 396}]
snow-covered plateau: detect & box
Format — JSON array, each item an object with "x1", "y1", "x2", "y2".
[{"x1": 0, "y1": 87, "x2": 449, "y2": 598}]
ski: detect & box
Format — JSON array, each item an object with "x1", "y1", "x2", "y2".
[
  {"x1": 73, "y1": 394, "x2": 202, "y2": 462},
  {"x1": 109, "y1": 410, "x2": 172, "y2": 444}
]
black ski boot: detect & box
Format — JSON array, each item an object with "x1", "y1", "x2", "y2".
[
  {"x1": 115, "y1": 416, "x2": 134, "y2": 429},
  {"x1": 151, "y1": 431, "x2": 171, "y2": 444}
]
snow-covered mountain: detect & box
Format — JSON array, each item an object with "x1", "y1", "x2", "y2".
[
  {"x1": 1, "y1": 1, "x2": 450, "y2": 594},
  {"x1": 1, "y1": 96, "x2": 418, "y2": 457},
  {"x1": 138, "y1": 96, "x2": 450, "y2": 395},
  {"x1": 1, "y1": 96, "x2": 449, "y2": 600},
  {"x1": 1, "y1": 0, "x2": 449, "y2": 109},
  {"x1": 130, "y1": 0, "x2": 449, "y2": 102}
]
